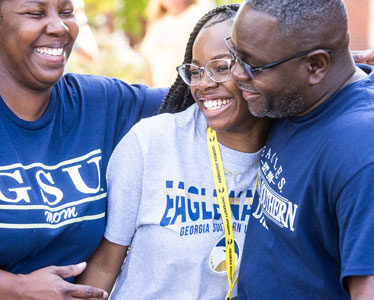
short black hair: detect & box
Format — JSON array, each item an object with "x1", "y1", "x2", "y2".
[{"x1": 242, "y1": 0, "x2": 349, "y2": 51}]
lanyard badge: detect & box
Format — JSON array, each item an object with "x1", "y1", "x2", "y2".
[
  {"x1": 207, "y1": 127, "x2": 236, "y2": 299},
  {"x1": 207, "y1": 127, "x2": 259, "y2": 300}
]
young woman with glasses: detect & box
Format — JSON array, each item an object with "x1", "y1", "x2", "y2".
[{"x1": 77, "y1": 4, "x2": 271, "y2": 299}]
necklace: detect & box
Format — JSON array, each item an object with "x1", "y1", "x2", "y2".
[
  {"x1": 222, "y1": 165, "x2": 240, "y2": 177},
  {"x1": 222, "y1": 155, "x2": 261, "y2": 177}
]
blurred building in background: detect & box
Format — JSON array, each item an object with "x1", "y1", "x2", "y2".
[
  {"x1": 67, "y1": 0, "x2": 373, "y2": 84},
  {"x1": 139, "y1": 0, "x2": 214, "y2": 87},
  {"x1": 345, "y1": 0, "x2": 374, "y2": 50}
]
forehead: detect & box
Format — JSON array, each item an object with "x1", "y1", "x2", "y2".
[
  {"x1": 192, "y1": 21, "x2": 232, "y2": 59},
  {"x1": 2, "y1": 0, "x2": 72, "y2": 8},
  {"x1": 232, "y1": 6, "x2": 283, "y2": 59}
]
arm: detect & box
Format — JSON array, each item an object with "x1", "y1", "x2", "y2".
[
  {"x1": 0, "y1": 263, "x2": 108, "y2": 300},
  {"x1": 337, "y1": 165, "x2": 374, "y2": 299},
  {"x1": 351, "y1": 50, "x2": 374, "y2": 66},
  {"x1": 76, "y1": 238, "x2": 128, "y2": 297},
  {"x1": 347, "y1": 276, "x2": 374, "y2": 300},
  {"x1": 79, "y1": 128, "x2": 143, "y2": 297}
]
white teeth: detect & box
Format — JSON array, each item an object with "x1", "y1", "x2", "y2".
[
  {"x1": 35, "y1": 47, "x2": 64, "y2": 57},
  {"x1": 203, "y1": 99, "x2": 232, "y2": 111}
]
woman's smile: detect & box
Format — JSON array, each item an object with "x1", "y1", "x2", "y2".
[{"x1": 200, "y1": 97, "x2": 234, "y2": 111}]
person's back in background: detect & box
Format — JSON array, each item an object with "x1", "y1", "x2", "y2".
[{"x1": 139, "y1": 0, "x2": 213, "y2": 87}]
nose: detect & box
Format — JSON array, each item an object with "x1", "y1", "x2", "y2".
[
  {"x1": 196, "y1": 69, "x2": 218, "y2": 89},
  {"x1": 45, "y1": 15, "x2": 70, "y2": 36},
  {"x1": 231, "y1": 60, "x2": 252, "y2": 82}
]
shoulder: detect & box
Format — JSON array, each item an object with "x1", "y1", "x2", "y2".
[
  {"x1": 55, "y1": 73, "x2": 167, "y2": 113},
  {"x1": 57, "y1": 73, "x2": 143, "y2": 96},
  {"x1": 57, "y1": 73, "x2": 166, "y2": 101},
  {"x1": 131, "y1": 104, "x2": 202, "y2": 139}
]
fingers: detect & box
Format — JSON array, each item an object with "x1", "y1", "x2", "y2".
[
  {"x1": 46, "y1": 263, "x2": 108, "y2": 299},
  {"x1": 54, "y1": 262, "x2": 87, "y2": 279},
  {"x1": 69, "y1": 283, "x2": 108, "y2": 299},
  {"x1": 352, "y1": 50, "x2": 374, "y2": 65}
]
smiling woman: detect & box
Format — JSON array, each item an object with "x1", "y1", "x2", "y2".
[
  {"x1": 0, "y1": 0, "x2": 78, "y2": 96},
  {"x1": 76, "y1": 4, "x2": 271, "y2": 300},
  {"x1": 0, "y1": 0, "x2": 167, "y2": 299}
]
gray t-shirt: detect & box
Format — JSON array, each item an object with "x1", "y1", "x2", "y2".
[{"x1": 105, "y1": 104, "x2": 261, "y2": 300}]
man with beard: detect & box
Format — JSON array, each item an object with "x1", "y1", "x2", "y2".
[{"x1": 226, "y1": 0, "x2": 374, "y2": 299}]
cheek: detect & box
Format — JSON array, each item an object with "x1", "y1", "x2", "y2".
[
  {"x1": 223, "y1": 80, "x2": 241, "y2": 98},
  {"x1": 190, "y1": 86, "x2": 198, "y2": 101},
  {"x1": 190, "y1": 86, "x2": 205, "y2": 110},
  {"x1": 68, "y1": 21, "x2": 80, "y2": 43},
  {"x1": 253, "y1": 75, "x2": 282, "y2": 97},
  {"x1": 0, "y1": 29, "x2": 29, "y2": 60}
]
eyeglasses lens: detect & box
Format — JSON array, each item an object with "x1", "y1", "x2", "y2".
[
  {"x1": 178, "y1": 59, "x2": 232, "y2": 86},
  {"x1": 224, "y1": 37, "x2": 256, "y2": 79}
]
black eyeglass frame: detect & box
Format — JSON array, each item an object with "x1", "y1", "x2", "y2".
[
  {"x1": 224, "y1": 36, "x2": 332, "y2": 79},
  {"x1": 176, "y1": 58, "x2": 235, "y2": 86}
]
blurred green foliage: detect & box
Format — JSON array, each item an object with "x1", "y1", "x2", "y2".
[
  {"x1": 216, "y1": 0, "x2": 243, "y2": 6},
  {"x1": 84, "y1": 0, "x2": 242, "y2": 40},
  {"x1": 69, "y1": 0, "x2": 243, "y2": 81}
]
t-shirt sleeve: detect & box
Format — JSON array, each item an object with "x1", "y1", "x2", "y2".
[
  {"x1": 337, "y1": 163, "x2": 374, "y2": 286},
  {"x1": 141, "y1": 86, "x2": 169, "y2": 118},
  {"x1": 109, "y1": 81, "x2": 168, "y2": 146},
  {"x1": 104, "y1": 128, "x2": 144, "y2": 246}
]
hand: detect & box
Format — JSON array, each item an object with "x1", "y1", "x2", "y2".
[
  {"x1": 16, "y1": 262, "x2": 108, "y2": 300},
  {"x1": 351, "y1": 50, "x2": 374, "y2": 66}
]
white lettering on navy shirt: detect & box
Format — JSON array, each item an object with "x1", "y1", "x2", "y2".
[{"x1": 252, "y1": 146, "x2": 298, "y2": 231}]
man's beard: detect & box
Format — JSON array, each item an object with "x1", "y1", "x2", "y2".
[{"x1": 251, "y1": 88, "x2": 306, "y2": 118}]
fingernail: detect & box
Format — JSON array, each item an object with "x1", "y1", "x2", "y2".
[{"x1": 77, "y1": 262, "x2": 86, "y2": 267}]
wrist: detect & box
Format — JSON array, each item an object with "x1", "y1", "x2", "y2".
[{"x1": 0, "y1": 270, "x2": 24, "y2": 300}]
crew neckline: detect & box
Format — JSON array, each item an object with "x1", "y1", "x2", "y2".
[{"x1": 0, "y1": 85, "x2": 58, "y2": 130}]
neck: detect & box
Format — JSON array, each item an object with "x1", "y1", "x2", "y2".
[
  {"x1": 215, "y1": 118, "x2": 272, "y2": 153},
  {"x1": 0, "y1": 74, "x2": 52, "y2": 122}
]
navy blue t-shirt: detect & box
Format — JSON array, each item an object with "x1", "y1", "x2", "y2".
[
  {"x1": 238, "y1": 65, "x2": 374, "y2": 299},
  {"x1": 0, "y1": 73, "x2": 167, "y2": 280}
]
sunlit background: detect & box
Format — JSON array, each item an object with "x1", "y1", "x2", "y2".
[{"x1": 67, "y1": 0, "x2": 374, "y2": 85}]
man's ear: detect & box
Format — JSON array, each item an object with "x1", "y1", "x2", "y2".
[{"x1": 306, "y1": 50, "x2": 331, "y2": 85}]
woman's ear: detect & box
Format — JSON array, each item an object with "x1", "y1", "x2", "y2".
[{"x1": 306, "y1": 50, "x2": 331, "y2": 85}]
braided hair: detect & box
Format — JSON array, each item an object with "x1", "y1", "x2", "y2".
[{"x1": 159, "y1": 4, "x2": 240, "y2": 114}]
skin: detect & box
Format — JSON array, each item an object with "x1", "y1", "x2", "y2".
[
  {"x1": 77, "y1": 19, "x2": 272, "y2": 297},
  {"x1": 230, "y1": 8, "x2": 308, "y2": 118},
  {"x1": 231, "y1": 5, "x2": 366, "y2": 118},
  {"x1": 0, "y1": 0, "x2": 78, "y2": 121},
  {"x1": 231, "y1": 4, "x2": 374, "y2": 298},
  {"x1": 160, "y1": 0, "x2": 191, "y2": 16},
  {"x1": 348, "y1": 276, "x2": 374, "y2": 300},
  {"x1": 351, "y1": 50, "x2": 374, "y2": 65},
  {"x1": 190, "y1": 20, "x2": 270, "y2": 152},
  {"x1": 0, "y1": 0, "x2": 107, "y2": 299}
]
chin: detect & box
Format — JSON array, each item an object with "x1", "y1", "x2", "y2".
[
  {"x1": 206, "y1": 120, "x2": 228, "y2": 133},
  {"x1": 246, "y1": 102, "x2": 262, "y2": 118},
  {"x1": 43, "y1": 69, "x2": 65, "y2": 84}
]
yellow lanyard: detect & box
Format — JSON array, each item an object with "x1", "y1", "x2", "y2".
[{"x1": 207, "y1": 127, "x2": 259, "y2": 300}]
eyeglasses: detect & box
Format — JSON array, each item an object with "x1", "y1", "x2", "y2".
[
  {"x1": 176, "y1": 58, "x2": 235, "y2": 86},
  {"x1": 224, "y1": 36, "x2": 332, "y2": 79}
]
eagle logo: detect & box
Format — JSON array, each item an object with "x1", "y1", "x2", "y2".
[{"x1": 209, "y1": 236, "x2": 240, "y2": 273}]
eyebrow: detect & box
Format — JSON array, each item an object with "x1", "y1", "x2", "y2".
[
  {"x1": 23, "y1": 0, "x2": 72, "y2": 5},
  {"x1": 231, "y1": 39, "x2": 250, "y2": 60},
  {"x1": 231, "y1": 39, "x2": 266, "y2": 65},
  {"x1": 191, "y1": 53, "x2": 232, "y2": 65}
]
